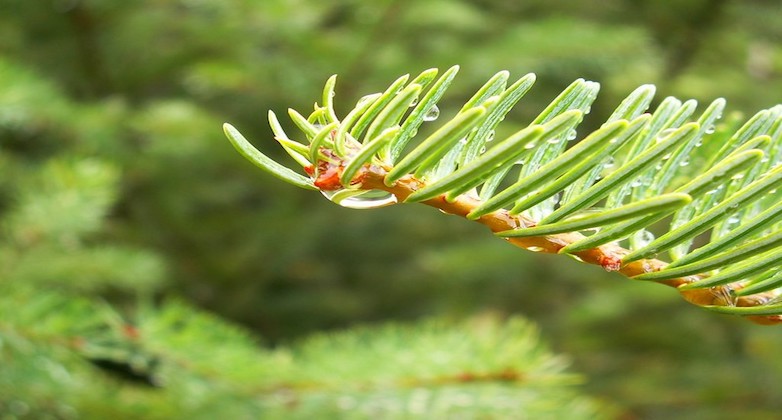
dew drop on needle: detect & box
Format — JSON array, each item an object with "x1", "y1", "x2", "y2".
[{"x1": 423, "y1": 105, "x2": 440, "y2": 121}]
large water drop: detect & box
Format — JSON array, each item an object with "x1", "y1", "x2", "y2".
[
  {"x1": 320, "y1": 189, "x2": 398, "y2": 209},
  {"x1": 632, "y1": 229, "x2": 655, "y2": 248},
  {"x1": 423, "y1": 105, "x2": 440, "y2": 121}
]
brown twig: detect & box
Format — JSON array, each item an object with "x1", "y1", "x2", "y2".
[{"x1": 354, "y1": 164, "x2": 782, "y2": 326}]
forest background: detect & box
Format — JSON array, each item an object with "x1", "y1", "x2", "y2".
[{"x1": 2, "y1": 0, "x2": 782, "y2": 418}]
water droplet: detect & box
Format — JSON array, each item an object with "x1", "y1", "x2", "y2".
[
  {"x1": 486, "y1": 130, "x2": 495, "y2": 142},
  {"x1": 662, "y1": 153, "x2": 672, "y2": 161},
  {"x1": 423, "y1": 105, "x2": 440, "y2": 121},
  {"x1": 524, "y1": 142, "x2": 537, "y2": 150},
  {"x1": 320, "y1": 189, "x2": 398, "y2": 209},
  {"x1": 567, "y1": 130, "x2": 577, "y2": 141},
  {"x1": 695, "y1": 140, "x2": 703, "y2": 147},
  {"x1": 731, "y1": 173, "x2": 745, "y2": 180},
  {"x1": 409, "y1": 96, "x2": 419, "y2": 107},
  {"x1": 479, "y1": 146, "x2": 486, "y2": 154},
  {"x1": 357, "y1": 94, "x2": 379, "y2": 107},
  {"x1": 525, "y1": 246, "x2": 545, "y2": 252},
  {"x1": 705, "y1": 124, "x2": 716, "y2": 134},
  {"x1": 760, "y1": 156, "x2": 769, "y2": 163},
  {"x1": 679, "y1": 157, "x2": 690, "y2": 167},
  {"x1": 633, "y1": 229, "x2": 655, "y2": 248},
  {"x1": 584, "y1": 106, "x2": 592, "y2": 114},
  {"x1": 727, "y1": 216, "x2": 740, "y2": 225},
  {"x1": 656, "y1": 128, "x2": 677, "y2": 143},
  {"x1": 603, "y1": 156, "x2": 615, "y2": 169},
  {"x1": 547, "y1": 137, "x2": 561, "y2": 144},
  {"x1": 630, "y1": 178, "x2": 643, "y2": 188},
  {"x1": 515, "y1": 158, "x2": 526, "y2": 165}
]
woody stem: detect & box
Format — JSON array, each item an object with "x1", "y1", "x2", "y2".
[{"x1": 357, "y1": 164, "x2": 782, "y2": 325}]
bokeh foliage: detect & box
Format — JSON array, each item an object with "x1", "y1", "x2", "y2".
[{"x1": 2, "y1": 0, "x2": 782, "y2": 418}]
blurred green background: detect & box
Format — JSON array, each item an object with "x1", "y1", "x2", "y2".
[{"x1": 2, "y1": 0, "x2": 782, "y2": 418}]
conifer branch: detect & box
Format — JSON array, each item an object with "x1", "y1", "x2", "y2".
[{"x1": 225, "y1": 67, "x2": 782, "y2": 325}]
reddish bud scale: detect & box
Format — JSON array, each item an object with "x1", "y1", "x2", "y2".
[
  {"x1": 308, "y1": 148, "x2": 369, "y2": 191},
  {"x1": 598, "y1": 254, "x2": 622, "y2": 272},
  {"x1": 314, "y1": 166, "x2": 343, "y2": 190}
]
